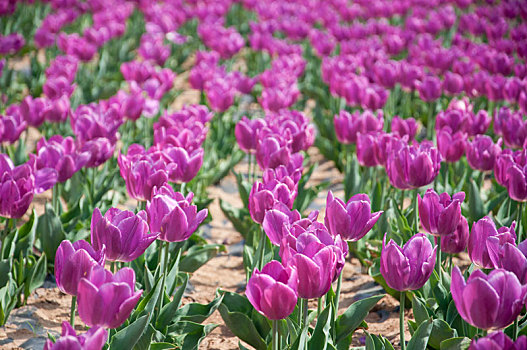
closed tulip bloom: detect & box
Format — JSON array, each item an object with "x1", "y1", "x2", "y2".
[
  {"x1": 443, "y1": 72, "x2": 464, "y2": 95},
  {"x1": 391, "y1": 117, "x2": 418, "y2": 141},
  {"x1": 488, "y1": 240, "x2": 527, "y2": 284},
  {"x1": 263, "y1": 203, "x2": 318, "y2": 246},
  {"x1": 418, "y1": 189, "x2": 465, "y2": 236},
  {"x1": 334, "y1": 110, "x2": 383, "y2": 144},
  {"x1": 79, "y1": 137, "x2": 115, "y2": 168},
  {"x1": 437, "y1": 127, "x2": 467, "y2": 163},
  {"x1": 468, "y1": 217, "x2": 516, "y2": 268},
  {"x1": 357, "y1": 132, "x2": 379, "y2": 167},
  {"x1": 155, "y1": 146, "x2": 204, "y2": 183},
  {"x1": 19, "y1": 96, "x2": 47, "y2": 128},
  {"x1": 416, "y1": 75, "x2": 442, "y2": 102},
  {"x1": 55, "y1": 240, "x2": 105, "y2": 296},
  {"x1": 451, "y1": 266, "x2": 527, "y2": 330},
  {"x1": 77, "y1": 266, "x2": 142, "y2": 329},
  {"x1": 0, "y1": 155, "x2": 34, "y2": 219},
  {"x1": 507, "y1": 161, "x2": 527, "y2": 202},
  {"x1": 91, "y1": 208, "x2": 158, "y2": 262},
  {"x1": 255, "y1": 132, "x2": 291, "y2": 170},
  {"x1": 0, "y1": 111, "x2": 27, "y2": 144},
  {"x1": 249, "y1": 177, "x2": 296, "y2": 224},
  {"x1": 467, "y1": 110, "x2": 491, "y2": 137},
  {"x1": 118, "y1": 144, "x2": 168, "y2": 201},
  {"x1": 325, "y1": 191, "x2": 383, "y2": 241},
  {"x1": 469, "y1": 331, "x2": 527, "y2": 350},
  {"x1": 147, "y1": 184, "x2": 208, "y2": 242},
  {"x1": 386, "y1": 142, "x2": 442, "y2": 189},
  {"x1": 246, "y1": 260, "x2": 298, "y2": 320},
  {"x1": 436, "y1": 109, "x2": 468, "y2": 134},
  {"x1": 441, "y1": 216, "x2": 469, "y2": 254},
  {"x1": 494, "y1": 107, "x2": 527, "y2": 149},
  {"x1": 235, "y1": 117, "x2": 267, "y2": 153},
  {"x1": 43, "y1": 321, "x2": 107, "y2": 350},
  {"x1": 466, "y1": 135, "x2": 502, "y2": 171},
  {"x1": 494, "y1": 149, "x2": 517, "y2": 187},
  {"x1": 380, "y1": 233, "x2": 436, "y2": 291},
  {"x1": 373, "y1": 132, "x2": 406, "y2": 167}
]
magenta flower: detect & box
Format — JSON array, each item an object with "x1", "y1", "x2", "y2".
[
  {"x1": 235, "y1": 117, "x2": 267, "y2": 153},
  {"x1": 146, "y1": 185, "x2": 208, "y2": 242},
  {"x1": 0, "y1": 155, "x2": 34, "y2": 219},
  {"x1": 468, "y1": 216, "x2": 516, "y2": 269},
  {"x1": 152, "y1": 145, "x2": 204, "y2": 183},
  {"x1": 488, "y1": 240, "x2": 527, "y2": 285},
  {"x1": 249, "y1": 176, "x2": 296, "y2": 224},
  {"x1": 19, "y1": 96, "x2": 47, "y2": 128},
  {"x1": 77, "y1": 266, "x2": 142, "y2": 329},
  {"x1": 437, "y1": 127, "x2": 467, "y2": 163},
  {"x1": 246, "y1": 260, "x2": 298, "y2": 320},
  {"x1": 386, "y1": 142, "x2": 442, "y2": 189},
  {"x1": 263, "y1": 204, "x2": 317, "y2": 246},
  {"x1": 418, "y1": 189, "x2": 465, "y2": 236},
  {"x1": 54, "y1": 240, "x2": 105, "y2": 296},
  {"x1": 416, "y1": 75, "x2": 442, "y2": 102},
  {"x1": 469, "y1": 331, "x2": 527, "y2": 350},
  {"x1": 79, "y1": 137, "x2": 115, "y2": 168},
  {"x1": 443, "y1": 72, "x2": 464, "y2": 95},
  {"x1": 441, "y1": 216, "x2": 469, "y2": 254},
  {"x1": 451, "y1": 266, "x2": 527, "y2": 330},
  {"x1": 324, "y1": 191, "x2": 383, "y2": 241},
  {"x1": 334, "y1": 109, "x2": 383, "y2": 145},
  {"x1": 91, "y1": 208, "x2": 158, "y2": 262},
  {"x1": 391, "y1": 116, "x2": 418, "y2": 141},
  {"x1": 71, "y1": 104, "x2": 123, "y2": 144},
  {"x1": 357, "y1": 132, "x2": 379, "y2": 167},
  {"x1": 42, "y1": 95, "x2": 71, "y2": 123},
  {"x1": 0, "y1": 111, "x2": 26, "y2": 145},
  {"x1": 255, "y1": 132, "x2": 291, "y2": 170},
  {"x1": 506, "y1": 155, "x2": 527, "y2": 202},
  {"x1": 494, "y1": 107, "x2": 527, "y2": 149},
  {"x1": 43, "y1": 321, "x2": 107, "y2": 350},
  {"x1": 380, "y1": 233, "x2": 436, "y2": 291},
  {"x1": 466, "y1": 135, "x2": 502, "y2": 171},
  {"x1": 118, "y1": 144, "x2": 168, "y2": 201}
]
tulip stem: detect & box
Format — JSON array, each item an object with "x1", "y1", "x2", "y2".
[
  {"x1": 436, "y1": 237, "x2": 442, "y2": 285},
  {"x1": 518, "y1": 202, "x2": 524, "y2": 243},
  {"x1": 302, "y1": 298, "x2": 308, "y2": 331},
  {"x1": 317, "y1": 297, "x2": 322, "y2": 317},
  {"x1": 70, "y1": 296, "x2": 76, "y2": 327},
  {"x1": 272, "y1": 319, "x2": 279, "y2": 350},
  {"x1": 335, "y1": 273, "x2": 342, "y2": 318},
  {"x1": 413, "y1": 189, "x2": 419, "y2": 233},
  {"x1": 400, "y1": 190, "x2": 405, "y2": 212},
  {"x1": 513, "y1": 318, "x2": 519, "y2": 340},
  {"x1": 399, "y1": 292, "x2": 406, "y2": 350},
  {"x1": 257, "y1": 228, "x2": 266, "y2": 270}
]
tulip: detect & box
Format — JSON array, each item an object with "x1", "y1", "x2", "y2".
[
  {"x1": 466, "y1": 135, "x2": 502, "y2": 171},
  {"x1": 494, "y1": 149, "x2": 516, "y2": 187},
  {"x1": 418, "y1": 189, "x2": 465, "y2": 236},
  {"x1": 71, "y1": 105, "x2": 122, "y2": 144},
  {"x1": 334, "y1": 109, "x2": 383, "y2": 144},
  {"x1": 91, "y1": 208, "x2": 158, "y2": 262},
  {"x1": 249, "y1": 177, "x2": 296, "y2": 224},
  {"x1": 325, "y1": 191, "x2": 383, "y2": 241},
  {"x1": 494, "y1": 107, "x2": 527, "y2": 149},
  {"x1": 435, "y1": 109, "x2": 468, "y2": 134},
  {"x1": 488, "y1": 240, "x2": 527, "y2": 284},
  {"x1": 79, "y1": 137, "x2": 115, "y2": 168},
  {"x1": 267, "y1": 110, "x2": 315, "y2": 153},
  {"x1": 416, "y1": 75, "x2": 442, "y2": 102},
  {"x1": 280, "y1": 222, "x2": 347, "y2": 299},
  {"x1": 391, "y1": 117, "x2": 418, "y2": 141},
  {"x1": 380, "y1": 233, "x2": 436, "y2": 291},
  {"x1": 451, "y1": 266, "x2": 527, "y2": 330},
  {"x1": 469, "y1": 331, "x2": 527, "y2": 350},
  {"x1": 0, "y1": 156, "x2": 34, "y2": 219},
  {"x1": 443, "y1": 72, "x2": 464, "y2": 95},
  {"x1": 468, "y1": 216, "x2": 516, "y2": 268},
  {"x1": 118, "y1": 144, "x2": 168, "y2": 201},
  {"x1": 154, "y1": 146, "x2": 204, "y2": 183},
  {"x1": 441, "y1": 216, "x2": 469, "y2": 254},
  {"x1": 357, "y1": 132, "x2": 379, "y2": 167},
  {"x1": 263, "y1": 204, "x2": 318, "y2": 246},
  {"x1": 43, "y1": 321, "x2": 107, "y2": 350},
  {"x1": 246, "y1": 260, "x2": 298, "y2": 320},
  {"x1": 235, "y1": 117, "x2": 267, "y2": 153},
  {"x1": 147, "y1": 184, "x2": 208, "y2": 242},
  {"x1": 19, "y1": 96, "x2": 47, "y2": 128},
  {"x1": 373, "y1": 132, "x2": 406, "y2": 167},
  {"x1": 386, "y1": 142, "x2": 442, "y2": 189},
  {"x1": 77, "y1": 266, "x2": 142, "y2": 328},
  {"x1": 42, "y1": 95, "x2": 71, "y2": 123},
  {"x1": 0, "y1": 111, "x2": 26, "y2": 145},
  {"x1": 437, "y1": 127, "x2": 467, "y2": 163},
  {"x1": 54, "y1": 240, "x2": 105, "y2": 296},
  {"x1": 467, "y1": 110, "x2": 491, "y2": 136},
  {"x1": 507, "y1": 161, "x2": 527, "y2": 202},
  {"x1": 255, "y1": 132, "x2": 291, "y2": 170}
]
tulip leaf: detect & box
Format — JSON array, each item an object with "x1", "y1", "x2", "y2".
[
  {"x1": 344, "y1": 154, "x2": 360, "y2": 200},
  {"x1": 219, "y1": 199, "x2": 254, "y2": 239},
  {"x1": 308, "y1": 306, "x2": 333, "y2": 350},
  {"x1": 428, "y1": 319, "x2": 457, "y2": 349},
  {"x1": 365, "y1": 333, "x2": 395, "y2": 350},
  {"x1": 468, "y1": 179, "x2": 485, "y2": 223},
  {"x1": 109, "y1": 314, "x2": 149, "y2": 350},
  {"x1": 36, "y1": 204, "x2": 65, "y2": 262},
  {"x1": 15, "y1": 209, "x2": 37, "y2": 257},
  {"x1": 233, "y1": 169, "x2": 251, "y2": 207},
  {"x1": 335, "y1": 294, "x2": 385, "y2": 343},
  {"x1": 179, "y1": 243, "x2": 226, "y2": 273},
  {"x1": 412, "y1": 296, "x2": 429, "y2": 326},
  {"x1": 173, "y1": 294, "x2": 223, "y2": 324},
  {"x1": 439, "y1": 337, "x2": 471, "y2": 350},
  {"x1": 157, "y1": 274, "x2": 188, "y2": 330},
  {"x1": 407, "y1": 318, "x2": 433, "y2": 350},
  {"x1": 150, "y1": 342, "x2": 176, "y2": 350},
  {"x1": 169, "y1": 321, "x2": 218, "y2": 350},
  {"x1": 0, "y1": 260, "x2": 11, "y2": 288},
  {"x1": 27, "y1": 253, "x2": 46, "y2": 295},
  {"x1": 132, "y1": 275, "x2": 162, "y2": 324}
]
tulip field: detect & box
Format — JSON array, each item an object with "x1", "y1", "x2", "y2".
[{"x1": 2, "y1": 0, "x2": 527, "y2": 349}]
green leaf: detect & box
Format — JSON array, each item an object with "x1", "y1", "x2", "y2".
[
  {"x1": 412, "y1": 296, "x2": 429, "y2": 326},
  {"x1": 336, "y1": 294, "x2": 385, "y2": 343},
  {"x1": 218, "y1": 303, "x2": 267, "y2": 350},
  {"x1": 233, "y1": 170, "x2": 251, "y2": 207},
  {"x1": 109, "y1": 314, "x2": 149, "y2": 350},
  {"x1": 308, "y1": 306, "x2": 333, "y2": 350},
  {"x1": 468, "y1": 179, "x2": 485, "y2": 223},
  {"x1": 150, "y1": 343, "x2": 176, "y2": 350},
  {"x1": 173, "y1": 294, "x2": 223, "y2": 324},
  {"x1": 219, "y1": 199, "x2": 254, "y2": 239},
  {"x1": 439, "y1": 337, "x2": 471, "y2": 350},
  {"x1": 157, "y1": 275, "x2": 188, "y2": 330},
  {"x1": 179, "y1": 244, "x2": 226, "y2": 273},
  {"x1": 15, "y1": 209, "x2": 37, "y2": 257},
  {"x1": 37, "y1": 204, "x2": 66, "y2": 262},
  {"x1": 407, "y1": 318, "x2": 433, "y2": 350},
  {"x1": 28, "y1": 253, "x2": 46, "y2": 294},
  {"x1": 429, "y1": 319, "x2": 457, "y2": 349},
  {"x1": 131, "y1": 275, "x2": 162, "y2": 324}
]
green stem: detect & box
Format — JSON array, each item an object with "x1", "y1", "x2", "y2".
[
  {"x1": 400, "y1": 190, "x2": 405, "y2": 212},
  {"x1": 302, "y1": 298, "x2": 308, "y2": 332},
  {"x1": 111, "y1": 262, "x2": 116, "y2": 274},
  {"x1": 272, "y1": 319, "x2": 279, "y2": 350},
  {"x1": 157, "y1": 241, "x2": 170, "y2": 314},
  {"x1": 414, "y1": 189, "x2": 419, "y2": 233},
  {"x1": 517, "y1": 202, "x2": 524, "y2": 243},
  {"x1": 400, "y1": 292, "x2": 406, "y2": 350},
  {"x1": 247, "y1": 153, "x2": 252, "y2": 182},
  {"x1": 437, "y1": 237, "x2": 442, "y2": 285},
  {"x1": 70, "y1": 296, "x2": 76, "y2": 327},
  {"x1": 513, "y1": 318, "x2": 519, "y2": 341},
  {"x1": 317, "y1": 297, "x2": 322, "y2": 317},
  {"x1": 257, "y1": 228, "x2": 266, "y2": 270},
  {"x1": 427, "y1": 101, "x2": 435, "y2": 141},
  {"x1": 335, "y1": 273, "x2": 343, "y2": 317}
]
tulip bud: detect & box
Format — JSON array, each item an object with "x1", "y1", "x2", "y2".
[
  {"x1": 43, "y1": 321, "x2": 107, "y2": 350},
  {"x1": 418, "y1": 189, "x2": 465, "y2": 236}
]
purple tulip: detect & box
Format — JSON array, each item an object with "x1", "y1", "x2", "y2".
[
  {"x1": 494, "y1": 149, "x2": 516, "y2": 187},
  {"x1": 416, "y1": 75, "x2": 442, "y2": 102},
  {"x1": 386, "y1": 142, "x2": 442, "y2": 189},
  {"x1": 435, "y1": 109, "x2": 468, "y2": 134},
  {"x1": 79, "y1": 137, "x2": 115, "y2": 168},
  {"x1": 373, "y1": 132, "x2": 406, "y2": 167},
  {"x1": 255, "y1": 132, "x2": 291, "y2": 170},
  {"x1": 391, "y1": 116, "x2": 418, "y2": 141},
  {"x1": 437, "y1": 127, "x2": 467, "y2": 163},
  {"x1": 488, "y1": 239, "x2": 527, "y2": 284},
  {"x1": 43, "y1": 76, "x2": 75, "y2": 100},
  {"x1": 55, "y1": 240, "x2": 105, "y2": 296},
  {"x1": 0, "y1": 155, "x2": 34, "y2": 219},
  {"x1": 380, "y1": 233, "x2": 436, "y2": 291},
  {"x1": 469, "y1": 331, "x2": 527, "y2": 350},
  {"x1": 71, "y1": 104, "x2": 122, "y2": 144},
  {"x1": 42, "y1": 95, "x2": 70, "y2": 123},
  {"x1": 266, "y1": 110, "x2": 315, "y2": 153},
  {"x1": 280, "y1": 221, "x2": 347, "y2": 298},
  {"x1": 467, "y1": 110, "x2": 491, "y2": 137},
  {"x1": 418, "y1": 189, "x2": 465, "y2": 236},
  {"x1": 357, "y1": 132, "x2": 379, "y2": 167},
  {"x1": 19, "y1": 96, "x2": 47, "y2": 128},
  {"x1": 91, "y1": 208, "x2": 158, "y2": 262},
  {"x1": 249, "y1": 176, "x2": 296, "y2": 224},
  {"x1": 494, "y1": 107, "x2": 527, "y2": 149},
  {"x1": 263, "y1": 204, "x2": 318, "y2": 246},
  {"x1": 466, "y1": 135, "x2": 502, "y2": 171},
  {"x1": 235, "y1": 117, "x2": 267, "y2": 153},
  {"x1": 146, "y1": 184, "x2": 208, "y2": 242},
  {"x1": 334, "y1": 109, "x2": 383, "y2": 145},
  {"x1": 43, "y1": 321, "x2": 107, "y2": 350},
  {"x1": 0, "y1": 111, "x2": 26, "y2": 145},
  {"x1": 34, "y1": 135, "x2": 90, "y2": 183},
  {"x1": 77, "y1": 266, "x2": 142, "y2": 328},
  {"x1": 441, "y1": 216, "x2": 469, "y2": 254},
  {"x1": 246, "y1": 260, "x2": 298, "y2": 320},
  {"x1": 324, "y1": 191, "x2": 383, "y2": 241},
  {"x1": 451, "y1": 266, "x2": 527, "y2": 330},
  {"x1": 507, "y1": 157, "x2": 527, "y2": 202},
  {"x1": 151, "y1": 145, "x2": 204, "y2": 183},
  {"x1": 443, "y1": 72, "x2": 464, "y2": 95},
  {"x1": 118, "y1": 144, "x2": 169, "y2": 201},
  {"x1": 468, "y1": 216, "x2": 516, "y2": 269}
]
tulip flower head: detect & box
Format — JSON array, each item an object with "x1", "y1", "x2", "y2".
[
  {"x1": 468, "y1": 217, "x2": 516, "y2": 269},
  {"x1": 418, "y1": 189, "x2": 465, "y2": 236},
  {"x1": 469, "y1": 331, "x2": 527, "y2": 350},
  {"x1": 43, "y1": 321, "x2": 107, "y2": 350}
]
